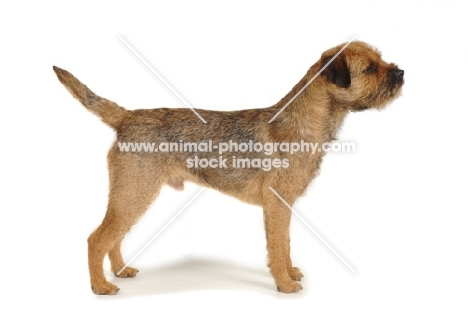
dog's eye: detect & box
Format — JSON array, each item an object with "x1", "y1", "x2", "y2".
[{"x1": 364, "y1": 63, "x2": 377, "y2": 73}]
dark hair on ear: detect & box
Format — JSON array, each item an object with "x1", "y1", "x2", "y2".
[{"x1": 320, "y1": 53, "x2": 351, "y2": 88}]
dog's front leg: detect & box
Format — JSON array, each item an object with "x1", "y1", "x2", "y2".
[{"x1": 263, "y1": 202, "x2": 302, "y2": 293}]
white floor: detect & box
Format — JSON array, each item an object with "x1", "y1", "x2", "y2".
[{"x1": 1, "y1": 0, "x2": 467, "y2": 309}]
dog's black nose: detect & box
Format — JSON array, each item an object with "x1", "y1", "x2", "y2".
[{"x1": 393, "y1": 69, "x2": 404, "y2": 79}]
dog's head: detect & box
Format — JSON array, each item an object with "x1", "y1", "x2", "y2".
[{"x1": 319, "y1": 41, "x2": 404, "y2": 111}]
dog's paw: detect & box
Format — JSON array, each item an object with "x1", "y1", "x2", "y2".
[
  {"x1": 91, "y1": 281, "x2": 120, "y2": 295},
  {"x1": 114, "y1": 266, "x2": 139, "y2": 278},
  {"x1": 289, "y1": 267, "x2": 304, "y2": 281},
  {"x1": 276, "y1": 280, "x2": 303, "y2": 293}
]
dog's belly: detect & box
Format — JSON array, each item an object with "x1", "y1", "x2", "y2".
[{"x1": 184, "y1": 163, "x2": 265, "y2": 206}]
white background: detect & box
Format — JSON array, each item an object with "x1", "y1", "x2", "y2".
[{"x1": 1, "y1": 0, "x2": 467, "y2": 309}]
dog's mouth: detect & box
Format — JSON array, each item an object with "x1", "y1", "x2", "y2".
[
  {"x1": 388, "y1": 80, "x2": 404, "y2": 98},
  {"x1": 351, "y1": 106, "x2": 370, "y2": 112}
]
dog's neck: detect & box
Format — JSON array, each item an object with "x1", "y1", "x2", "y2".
[
  {"x1": 271, "y1": 67, "x2": 349, "y2": 143},
  {"x1": 329, "y1": 105, "x2": 349, "y2": 140}
]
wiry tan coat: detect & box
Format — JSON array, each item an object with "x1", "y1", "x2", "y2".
[{"x1": 53, "y1": 41, "x2": 404, "y2": 295}]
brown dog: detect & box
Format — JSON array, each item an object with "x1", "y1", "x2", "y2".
[{"x1": 53, "y1": 41, "x2": 404, "y2": 295}]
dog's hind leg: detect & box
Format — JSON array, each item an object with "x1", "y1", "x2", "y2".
[
  {"x1": 87, "y1": 153, "x2": 162, "y2": 295},
  {"x1": 109, "y1": 238, "x2": 139, "y2": 278}
]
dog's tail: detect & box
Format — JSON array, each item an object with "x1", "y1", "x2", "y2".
[{"x1": 53, "y1": 66, "x2": 128, "y2": 129}]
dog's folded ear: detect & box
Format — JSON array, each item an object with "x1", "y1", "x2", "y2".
[{"x1": 320, "y1": 53, "x2": 351, "y2": 88}]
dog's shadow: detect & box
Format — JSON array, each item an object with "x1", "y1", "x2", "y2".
[{"x1": 109, "y1": 257, "x2": 278, "y2": 297}]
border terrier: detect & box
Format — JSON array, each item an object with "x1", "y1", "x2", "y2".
[{"x1": 53, "y1": 41, "x2": 404, "y2": 295}]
